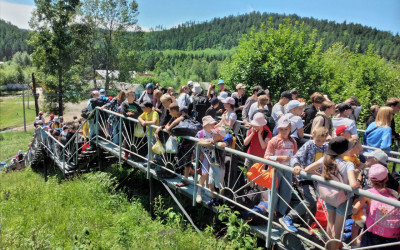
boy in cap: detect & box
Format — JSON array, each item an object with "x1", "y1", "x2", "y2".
[
  {"x1": 195, "y1": 116, "x2": 218, "y2": 203},
  {"x1": 335, "y1": 124, "x2": 353, "y2": 139},
  {"x1": 332, "y1": 102, "x2": 358, "y2": 139},
  {"x1": 206, "y1": 127, "x2": 234, "y2": 206}
]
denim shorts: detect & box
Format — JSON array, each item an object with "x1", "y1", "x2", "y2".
[{"x1": 324, "y1": 197, "x2": 353, "y2": 216}]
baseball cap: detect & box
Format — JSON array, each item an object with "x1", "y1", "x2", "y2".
[
  {"x1": 50, "y1": 114, "x2": 55, "y2": 119},
  {"x1": 217, "y1": 79, "x2": 225, "y2": 85},
  {"x1": 218, "y1": 91, "x2": 228, "y2": 100},
  {"x1": 212, "y1": 127, "x2": 227, "y2": 137},
  {"x1": 99, "y1": 89, "x2": 106, "y2": 94},
  {"x1": 369, "y1": 164, "x2": 388, "y2": 181},
  {"x1": 187, "y1": 80, "x2": 194, "y2": 86},
  {"x1": 236, "y1": 83, "x2": 246, "y2": 90},
  {"x1": 335, "y1": 124, "x2": 353, "y2": 136},
  {"x1": 287, "y1": 100, "x2": 305, "y2": 111},
  {"x1": 326, "y1": 136, "x2": 354, "y2": 156},
  {"x1": 277, "y1": 117, "x2": 291, "y2": 128},
  {"x1": 210, "y1": 97, "x2": 219, "y2": 105},
  {"x1": 222, "y1": 97, "x2": 235, "y2": 105},
  {"x1": 280, "y1": 91, "x2": 292, "y2": 100},
  {"x1": 337, "y1": 103, "x2": 352, "y2": 113},
  {"x1": 145, "y1": 83, "x2": 154, "y2": 89},
  {"x1": 363, "y1": 149, "x2": 388, "y2": 165},
  {"x1": 202, "y1": 116, "x2": 217, "y2": 126}
]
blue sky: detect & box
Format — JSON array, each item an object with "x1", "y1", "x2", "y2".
[{"x1": 1, "y1": 0, "x2": 399, "y2": 34}]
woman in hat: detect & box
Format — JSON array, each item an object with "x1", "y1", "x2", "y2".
[{"x1": 305, "y1": 136, "x2": 360, "y2": 249}]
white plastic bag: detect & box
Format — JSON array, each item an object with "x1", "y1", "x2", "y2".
[
  {"x1": 134, "y1": 123, "x2": 144, "y2": 138},
  {"x1": 165, "y1": 136, "x2": 178, "y2": 154}
]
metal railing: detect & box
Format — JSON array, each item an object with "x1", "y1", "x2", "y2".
[{"x1": 29, "y1": 108, "x2": 400, "y2": 249}]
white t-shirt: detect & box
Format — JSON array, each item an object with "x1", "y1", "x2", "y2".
[
  {"x1": 225, "y1": 110, "x2": 237, "y2": 123},
  {"x1": 248, "y1": 102, "x2": 269, "y2": 122},
  {"x1": 177, "y1": 93, "x2": 190, "y2": 108},
  {"x1": 271, "y1": 103, "x2": 285, "y2": 122},
  {"x1": 273, "y1": 113, "x2": 304, "y2": 138}
]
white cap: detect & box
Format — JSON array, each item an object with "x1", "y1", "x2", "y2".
[
  {"x1": 364, "y1": 149, "x2": 388, "y2": 165},
  {"x1": 187, "y1": 80, "x2": 194, "y2": 86},
  {"x1": 287, "y1": 100, "x2": 305, "y2": 111},
  {"x1": 222, "y1": 97, "x2": 235, "y2": 105},
  {"x1": 193, "y1": 83, "x2": 202, "y2": 94},
  {"x1": 218, "y1": 91, "x2": 228, "y2": 100}
]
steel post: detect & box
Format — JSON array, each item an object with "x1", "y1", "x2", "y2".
[
  {"x1": 192, "y1": 144, "x2": 200, "y2": 206},
  {"x1": 265, "y1": 167, "x2": 279, "y2": 248},
  {"x1": 146, "y1": 126, "x2": 153, "y2": 179},
  {"x1": 119, "y1": 118, "x2": 122, "y2": 164}
]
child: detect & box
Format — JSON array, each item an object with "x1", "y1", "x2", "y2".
[
  {"x1": 304, "y1": 137, "x2": 360, "y2": 249},
  {"x1": 335, "y1": 124, "x2": 353, "y2": 139},
  {"x1": 344, "y1": 139, "x2": 366, "y2": 175},
  {"x1": 216, "y1": 97, "x2": 236, "y2": 128},
  {"x1": 195, "y1": 116, "x2": 218, "y2": 203},
  {"x1": 264, "y1": 117, "x2": 297, "y2": 218},
  {"x1": 206, "y1": 127, "x2": 234, "y2": 206},
  {"x1": 279, "y1": 127, "x2": 329, "y2": 232},
  {"x1": 352, "y1": 164, "x2": 400, "y2": 249},
  {"x1": 243, "y1": 112, "x2": 272, "y2": 169},
  {"x1": 121, "y1": 90, "x2": 142, "y2": 160},
  {"x1": 205, "y1": 97, "x2": 223, "y2": 119}
]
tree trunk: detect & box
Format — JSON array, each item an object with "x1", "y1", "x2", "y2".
[
  {"x1": 58, "y1": 68, "x2": 63, "y2": 116},
  {"x1": 32, "y1": 73, "x2": 40, "y2": 116}
]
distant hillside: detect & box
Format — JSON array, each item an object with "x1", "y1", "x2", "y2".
[
  {"x1": 0, "y1": 19, "x2": 32, "y2": 61},
  {"x1": 143, "y1": 12, "x2": 400, "y2": 60}
]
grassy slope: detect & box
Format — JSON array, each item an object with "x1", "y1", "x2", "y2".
[
  {"x1": 0, "y1": 96, "x2": 36, "y2": 130},
  {"x1": 0, "y1": 169, "x2": 233, "y2": 249},
  {"x1": 0, "y1": 129, "x2": 34, "y2": 161}
]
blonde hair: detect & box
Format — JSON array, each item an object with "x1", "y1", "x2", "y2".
[
  {"x1": 312, "y1": 127, "x2": 329, "y2": 138},
  {"x1": 160, "y1": 94, "x2": 172, "y2": 103},
  {"x1": 258, "y1": 95, "x2": 269, "y2": 106},
  {"x1": 375, "y1": 107, "x2": 393, "y2": 127}
]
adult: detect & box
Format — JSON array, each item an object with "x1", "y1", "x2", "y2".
[
  {"x1": 138, "y1": 83, "x2": 154, "y2": 104},
  {"x1": 311, "y1": 100, "x2": 336, "y2": 139},
  {"x1": 35, "y1": 111, "x2": 45, "y2": 124},
  {"x1": 167, "y1": 87, "x2": 176, "y2": 102},
  {"x1": 271, "y1": 90, "x2": 292, "y2": 123},
  {"x1": 216, "y1": 97, "x2": 236, "y2": 128},
  {"x1": 159, "y1": 94, "x2": 173, "y2": 127},
  {"x1": 290, "y1": 89, "x2": 298, "y2": 100},
  {"x1": 177, "y1": 85, "x2": 191, "y2": 109},
  {"x1": 232, "y1": 83, "x2": 247, "y2": 120},
  {"x1": 190, "y1": 83, "x2": 209, "y2": 123},
  {"x1": 207, "y1": 83, "x2": 217, "y2": 100},
  {"x1": 187, "y1": 80, "x2": 194, "y2": 96},
  {"x1": 242, "y1": 85, "x2": 263, "y2": 127},
  {"x1": 303, "y1": 92, "x2": 325, "y2": 134},
  {"x1": 205, "y1": 97, "x2": 221, "y2": 120},
  {"x1": 99, "y1": 88, "x2": 106, "y2": 97},
  {"x1": 217, "y1": 79, "x2": 230, "y2": 96},
  {"x1": 364, "y1": 107, "x2": 393, "y2": 152},
  {"x1": 103, "y1": 90, "x2": 126, "y2": 144},
  {"x1": 366, "y1": 105, "x2": 380, "y2": 128},
  {"x1": 153, "y1": 89, "x2": 163, "y2": 116},
  {"x1": 346, "y1": 96, "x2": 362, "y2": 122},
  {"x1": 386, "y1": 97, "x2": 400, "y2": 141},
  {"x1": 332, "y1": 103, "x2": 358, "y2": 139}
]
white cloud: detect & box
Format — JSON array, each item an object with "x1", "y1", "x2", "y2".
[{"x1": 0, "y1": 1, "x2": 35, "y2": 30}]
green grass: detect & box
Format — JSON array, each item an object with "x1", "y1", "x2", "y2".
[
  {"x1": 0, "y1": 95, "x2": 37, "y2": 130},
  {"x1": 0, "y1": 129, "x2": 34, "y2": 161},
  {"x1": 0, "y1": 169, "x2": 236, "y2": 249}
]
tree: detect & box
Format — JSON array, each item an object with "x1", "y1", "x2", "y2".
[
  {"x1": 80, "y1": 0, "x2": 140, "y2": 89},
  {"x1": 29, "y1": 0, "x2": 80, "y2": 115}
]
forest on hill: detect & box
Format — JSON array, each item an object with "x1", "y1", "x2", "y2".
[
  {"x1": 142, "y1": 12, "x2": 400, "y2": 61},
  {"x1": 0, "y1": 20, "x2": 32, "y2": 61}
]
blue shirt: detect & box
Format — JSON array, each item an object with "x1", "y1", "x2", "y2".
[{"x1": 365, "y1": 122, "x2": 392, "y2": 151}]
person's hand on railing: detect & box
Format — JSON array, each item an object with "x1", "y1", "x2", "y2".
[{"x1": 293, "y1": 165, "x2": 302, "y2": 175}]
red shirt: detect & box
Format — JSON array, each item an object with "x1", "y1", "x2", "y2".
[{"x1": 246, "y1": 126, "x2": 272, "y2": 158}]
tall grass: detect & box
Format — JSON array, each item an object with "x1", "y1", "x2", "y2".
[
  {"x1": 0, "y1": 168, "x2": 236, "y2": 249},
  {"x1": 0, "y1": 96, "x2": 36, "y2": 130},
  {"x1": 0, "y1": 129, "x2": 34, "y2": 161}
]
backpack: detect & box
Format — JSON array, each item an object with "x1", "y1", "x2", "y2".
[
  {"x1": 317, "y1": 161, "x2": 347, "y2": 207},
  {"x1": 303, "y1": 114, "x2": 325, "y2": 134},
  {"x1": 81, "y1": 108, "x2": 91, "y2": 119},
  {"x1": 192, "y1": 95, "x2": 209, "y2": 123},
  {"x1": 235, "y1": 186, "x2": 261, "y2": 210},
  {"x1": 170, "y1": 119, "x2": 203, "y2": 137},
  {"x1": 240, "y1": 201, "x2": 269, "y2": 226},
  {"x1": 90, "y1": 97, "x2": 108, "y2": 109}
]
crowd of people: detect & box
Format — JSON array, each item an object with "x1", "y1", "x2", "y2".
[{"x1": 33, "y1": 81, "x2": 400, "y2": 249}]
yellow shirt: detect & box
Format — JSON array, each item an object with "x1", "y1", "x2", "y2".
[
  {"x1": 82, "y1": 122, "x2": 90, "y2": 139},
  {"x1": 139, "y1": 110, "x2": 159, "y2": 135}
]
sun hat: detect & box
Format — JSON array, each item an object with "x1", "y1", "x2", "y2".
[
  {"x1": 145, "y1": 83, "x2": 154, "y2": 89},
  {"x1": 212, "y1": 127, "x2": 227, "y2": 137},
  {"x1": 236, "y1": 83, "x2": 246, "y2": 90},
  {"x1": 287, "y1": 100, "x2": 306, "y2": 111},
  {"x1": 217, "y1": 79, "x2": 225, "y2": 85},
  {"x1": 326, "y1": 136, "x2": 354, "y2": 156},
  {"x1": 280, "y1": 91, "x2": 292, "y2": 100},
  {"x1": 202, "y1": 116, "x2": 217, "y2": 126},
  {"x1": 218, "y1": 91, "x2": 228, "y2": 100},
  {"x1": 187, "y1": 80, "x2": 194, "y2": 86},
  {"x1": 250, "y1": 113, "x2": 267, "y2": 127},
  {"x1": 369, "y1": 164, "x2": 388, "y2": 181},
  {"x1": 337, "y1": 103, "x2": 352, "y2": 113},
  {"x1": 222, "y1": 97, "x2": 235, "y2": 105},
  {"x1": 363, "y1": 149, "x2": 388, "y2": 165},
  {"x1": 193, "y1": 83, "x2": 202, "y2": 94},
  {"x1": 277, "y1": 117, "x2": 291, "y2": 128},
  {"x1": 99, "y1": 89, "x2": 106, "y2": 94},
  {"x1": 335, "y1": 124, "x2": 353, "y2": 136}
]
